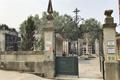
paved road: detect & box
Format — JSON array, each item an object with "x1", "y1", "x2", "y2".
[
  {"x1": 0, "y1": 70, "x2": 51, "y2": 80},
  {"x1": 78, "y1": 54, "x2": 103, "y2": 79}
]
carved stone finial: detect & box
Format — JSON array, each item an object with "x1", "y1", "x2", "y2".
[
  {"x1": 47, "y1": 0, "x2": 53, "y2": 20},
  {"x1": 104, "y1": 10, "x2": 113, "y2": 17}
]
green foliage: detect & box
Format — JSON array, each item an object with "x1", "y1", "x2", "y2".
[
  {"x1": 20, "y1": 16, "x2": 35, "y2": 51},
  {"x1": 20, "y1": 14, "x2": 44, "y2": 51},
  {"x1": 40, "y1": 11, "x2": 79, "y2": 41},
  {"x1": 79, "y1": 18, "x2": 102, "y2": 43},
  {"x1": 32, "y1": 15, "x2": 44, "y2": 50},
  {"x1": 63, "y1": 21, "x2": 79, "y2": 40},
  {"x1": 20, "y1": 11, "x2": 102, "y2": 51}
]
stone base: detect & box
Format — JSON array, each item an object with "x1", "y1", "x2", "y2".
[{"x1": 105, "y1": 61, "x2": 119, "y2": 80}]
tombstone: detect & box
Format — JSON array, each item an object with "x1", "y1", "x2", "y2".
[
  {"x1": 63, "y1": 40, "x2": 69, "y2": 55},
  {"x1": 54, "y1": 33, "x2": 64, "y2": 56},
  {"x1": 103, "y1": 10, "x2": 119, "y2": 80},
  {"x1": 78, "y1": 39, "x2": 83, "y2": 56},
  {"x1": 95, "y1": 39, "x2": 99, "y2": 55}
]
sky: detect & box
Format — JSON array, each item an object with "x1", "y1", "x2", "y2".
[{"x1": 0, "y1": 0, "x2": 120, "y2": 32}]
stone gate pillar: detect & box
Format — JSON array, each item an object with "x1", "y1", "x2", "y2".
[
  {"x1": 42, "y1": 0, "x2": 55, "y2": 78},
  {"x1": 44, "y1": 20, "x2": 55, "y2": 58},
  {"x1": 103, "y1": 10, "x2": 119, "y2": 80},
  {"x1": 43, "y1": 20, "x2": 55, "y2": 78}
]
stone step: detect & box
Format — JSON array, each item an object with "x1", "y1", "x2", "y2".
[
  {"x1": 55, "y1": 75, "x2": 103, "y2": 80},
  {"x1": 55, "y1": 77, "x2": 103, "y2": 80}
]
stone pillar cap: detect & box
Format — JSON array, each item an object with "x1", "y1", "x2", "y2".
[
  {"x1": 104, "y1": 10, "x2": 113, "y2": 17},
  {"x1": 47, "y1": 0, "x2": 54, "y2": 20}
]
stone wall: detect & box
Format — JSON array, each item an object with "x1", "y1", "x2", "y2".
[
  {"x1": 0, "y1": 51, "x2": 55, "y2": 78},
  {"x1": 105, "y1": 61, "x2": 119, "y2": 80},
  {"x1": 0, "y1": 32, "x2": 5, "y2": 51}
]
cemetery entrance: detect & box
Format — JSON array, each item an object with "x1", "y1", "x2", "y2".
[{"x1": 54, "y1": 33, "x2": 79, "y2": 76}]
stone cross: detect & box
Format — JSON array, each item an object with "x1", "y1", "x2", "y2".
[{"x1": 73, "y1": 8, "x2": 80, "y2": 23}]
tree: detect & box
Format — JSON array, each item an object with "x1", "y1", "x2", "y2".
[
  {"x1": 39, "y1": 11, "x2": 79, "y2": 41},
  {"x1": 20, "y1": 11, "x2": 80, "y2": 50},
  {"x1": 63, "y1": 19, "x2": 79, "y2": 40},
  {"x1": 32, "y1": 15, "x2": 44, "y2": 50},
  {"x1": 20, "y1": 16, "x2": 35, "y2": 51},
  {"x1": 79, "y1": 18, "x2": 102, "y2": 43}
]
